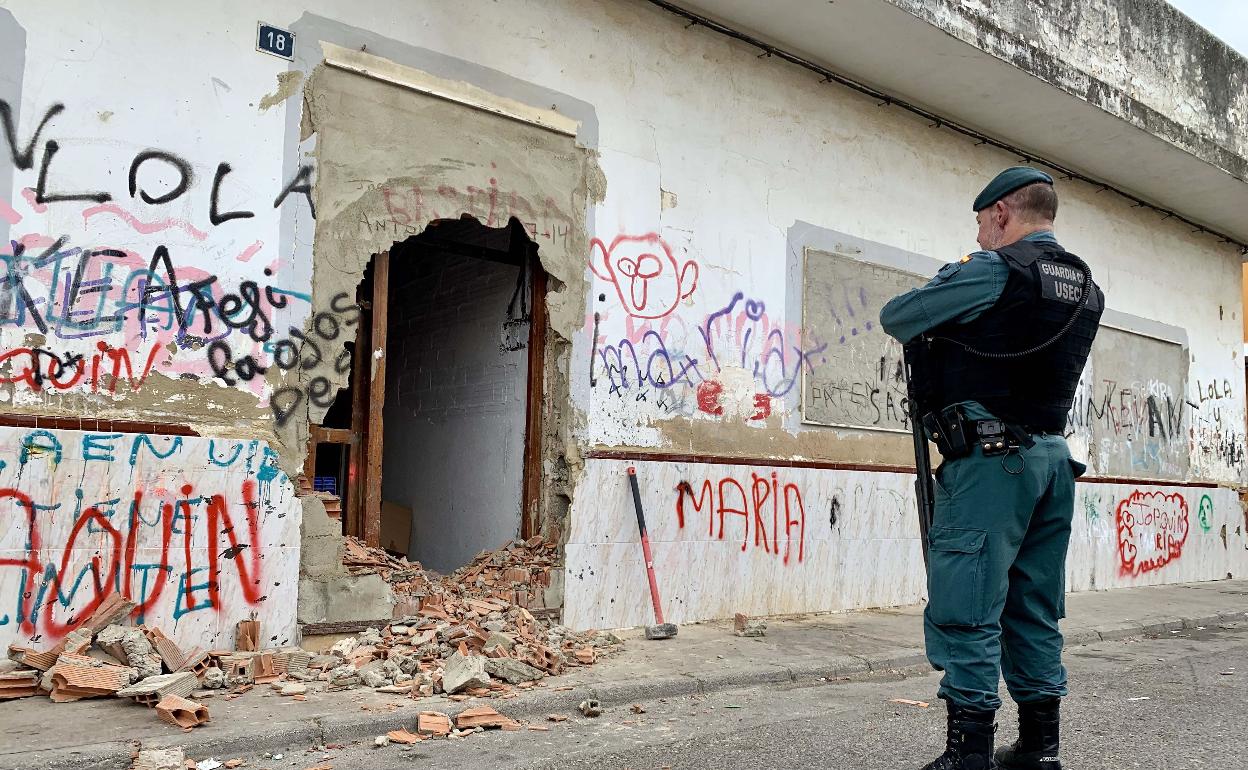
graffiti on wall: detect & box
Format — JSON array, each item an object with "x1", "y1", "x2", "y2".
[
  {"x1": 0, "y1": 427, "x2": 299, "y2": 649},
  {"x1": 676, "y1": 470, "x2": 807, "y2": 564},
  {"x1": 353, "y1": 172, "x2": 575, "y2": 252},
  {"x1": 1115, "y1": 490, "x2": 1189, "y2": 576},
  {"x1": 590, "y1": 238, "x2": 827, "y2": 423},
  {"x1": 1191, "y1": 378, "x2": 1247, "y2": 473},
  {"x1": 589, "y1": 233, "x2": 698, "y2": 319},
  {"x1": 0, "y1": 99, "x2": 318, "y2": 403}
]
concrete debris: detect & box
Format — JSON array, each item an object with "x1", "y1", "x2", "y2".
[
  {"x1": 578, "y1": 699, "x2": 602, "y2": 717},
  {"x1": 329, "y1": 637, "x2": 359, "y2": 658},
  {"x1": 62, "y1": 627, "x2": 94, "y2": 656},
  {"x1": 95, "y1": 625, "x2": 129, "y2": 662},
  {"x1": 482, "y1": 632, "x2": 516, "y2": 653},
  {"x1": 443, "y1": 652, "x2": 491, "y2": 694},
  {"x1": 734, "y1": 613, "x2": 767, "y2": 638},
  {"x1": 202, "y1": 667, "x2": 226, "y2": 689},
  {"x1": 485, "y1": 658, "x2": 545, "y2": 684},
  {"x1": 373, "y1": 735, "x2": 390, "y2": 748},
  {"x1": 130, "y1": 747, "x2": 186, "y2": 770},
  {"x1": 118, "y1": 629, "x2": 164, "y2": 679},
  {"x1": 196, "y1": 761, "x2": 223, "y2": 770},
  {"x1": 280, "y1": 683, "x2": 307, "y2": 696}
]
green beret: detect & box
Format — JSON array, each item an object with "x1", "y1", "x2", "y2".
[{"x1": 973, "y1": 167, "x2": 1054, "y2": 211}]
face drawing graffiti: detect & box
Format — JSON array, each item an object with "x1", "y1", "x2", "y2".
[{"x1": 590, "y1": 233, "x2": 698, "y2": 319}]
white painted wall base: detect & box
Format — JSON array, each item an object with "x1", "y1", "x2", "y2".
[{"x1": 564, "y1": 459, "x2": 1246, "y2": 630}]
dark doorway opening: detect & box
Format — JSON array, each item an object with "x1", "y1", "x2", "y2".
[{"x1": 309, "y1": 216, "x2": 545, "y2": 573}]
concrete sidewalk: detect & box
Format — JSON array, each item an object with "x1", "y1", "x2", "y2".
[{"x1": 5, "y1": 580, "x2": 1246, "y2": 770}]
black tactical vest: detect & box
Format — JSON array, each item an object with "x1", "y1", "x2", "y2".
[{"x1": 912, "y1": 238, "x2": 1104, "y2": 433}]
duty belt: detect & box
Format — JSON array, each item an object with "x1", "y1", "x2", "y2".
[{"x1": 922, "y1": 406, "x2": 1037, "y2": 459}]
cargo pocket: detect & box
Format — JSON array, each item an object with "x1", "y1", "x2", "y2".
[
  {"x1": 926, "y1": 527, "x2": 988, "y2": 626},
  {"x1": 1068, "y1": 458, "x2": 1088, "y2": 479}
]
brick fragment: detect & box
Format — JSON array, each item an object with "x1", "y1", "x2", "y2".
[
  {"x1": 417, "y1": 711, "x2": 451, "y2": 736},
  {"x1": 387, "y1": 729, "x2": 421, "y2": 744},
  {"x1": 143, "y1": 627, "x2": 188, "y2": 671},
  {"x1": 236, "y1": 619, "x2": 260, "y2": 652},
  {"x1": 117, "y1": 671, "x2": 198, "y2": 706},
  {"x1": 455, "y1": 705, "x2": 518, "y2": 730},
  {"x1": 254, "y1": 652, "x2": 278, "y2": 683},
  {"x1": 50, "y1": 654, "x2": 135, "y2": 702},
  {"x1": 155, "y1": 694, "x2": 210, "y2": 728},
  {"x1": 0, "y1": 669, "x2": 40, "y2": 699}
]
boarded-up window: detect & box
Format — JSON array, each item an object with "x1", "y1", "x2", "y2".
[
  {"x1": 801, "y1": 248, "x2": 923, "y2": 432},
  {"x1": 799, "y1": 245, "x2": 1192, "y2": 481},
  {"x1": 1069, "y1": 326, "x2": 1189, "y2": 480}
]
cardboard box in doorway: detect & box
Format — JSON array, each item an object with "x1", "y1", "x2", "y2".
[{"x1": 381, "y1": 501, "x2": 412, "y2": 557}]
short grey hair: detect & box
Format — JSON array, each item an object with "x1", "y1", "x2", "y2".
[{"x1": 1003, "y1": 182, "x2": 1058, "y2": 222}]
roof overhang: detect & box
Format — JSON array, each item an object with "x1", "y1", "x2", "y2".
[{"x1": 668, "y1": 0, "x2": 1248, "y2": 248}]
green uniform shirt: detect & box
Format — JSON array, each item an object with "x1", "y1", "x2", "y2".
[{"x1": 879, "y1": 230, "x2": 1059, "y2": 420}]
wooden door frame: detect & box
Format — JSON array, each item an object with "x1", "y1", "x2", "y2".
[
  {"x1": 361, "y1": 250, "x2": 390, "y2": 548},
  {"x1": 520, "y1": 249, "x2": 547, "y2": 541},
  {"x1": 353, "y1": 236, "x2": 547, "y2": 550}
]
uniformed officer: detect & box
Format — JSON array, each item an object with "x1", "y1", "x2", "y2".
[{"x1": 880, "y1": 167, "x2": 1104, "y2": 770}]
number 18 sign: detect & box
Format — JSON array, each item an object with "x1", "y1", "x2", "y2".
[{"x1": 257, "y1": 22, "x2": 295, "y2": 60}]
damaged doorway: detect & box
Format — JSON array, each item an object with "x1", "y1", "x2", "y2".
[{"x1": 319, "y1": 216, "x2": 545, "y2": 573}]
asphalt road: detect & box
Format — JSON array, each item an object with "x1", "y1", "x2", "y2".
[{"x1": 235, "y1": 624, "x2": 1246, "y2": 769}]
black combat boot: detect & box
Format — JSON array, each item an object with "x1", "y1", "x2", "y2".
[
  {"x1": 920, "y1": 702, "x2": 998, "y2": 770},
  {"x1": 995, "y1": 698, "x2": 1061, "y2": 769}
]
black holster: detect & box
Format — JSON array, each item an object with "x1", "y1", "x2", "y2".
[{"x1": 922, "y1": 406, "x2": 1034, "y2": 459}]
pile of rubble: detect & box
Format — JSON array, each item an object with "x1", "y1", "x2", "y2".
[
  {"x1": 0, "y1": 593, "x2": 254, "y2": 727},
  {"x1": 324, "y1": 535, "x2": 622, "y2": 696},
  {"x1": 0, "y1": 537, "x2": 622, "y2": 731},
  {"x1": 344, "y1": 534, "x2": 559, "y2": 614}
]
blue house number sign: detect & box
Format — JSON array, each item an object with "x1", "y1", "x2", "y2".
[{"x1": 257, "y1": 23, "x2": 295, "y2": 60}]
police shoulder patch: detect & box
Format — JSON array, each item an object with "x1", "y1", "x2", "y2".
[{"x1": 932, "y1": 261, "x2": 963, "y2": 285}]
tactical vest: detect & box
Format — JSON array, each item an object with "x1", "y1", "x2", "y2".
[{"x1": 912, "y1": 239, "x2": 1104, "y2": 433}]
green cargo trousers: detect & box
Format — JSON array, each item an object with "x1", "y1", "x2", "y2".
[{"x1": 924, "y1": 433, "x2": 1083, "y2": 712}]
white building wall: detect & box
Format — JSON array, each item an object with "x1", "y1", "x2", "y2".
[{"x1": 0, "y1": 0, "x2": 1242, "y2": 639}]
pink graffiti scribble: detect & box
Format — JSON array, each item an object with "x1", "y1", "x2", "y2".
[
  {"x1": 82, "y1": 203, "x2": 208, "y2": 241},
  {"x1": 15, "y1": 233, "x2": 63, "y2": 250},
  {"x1": 235, "y1": 240, "x2": 263, "y2": 262},
  {"x1": 0, "y1": 198, "x2": 21, "y2": 225},
  {"x1": 20, "y1": 188, "x2": 47, "y2": 214},
  {"x1": 590, "y1": 233, "x2": 698, "y2": 319}
]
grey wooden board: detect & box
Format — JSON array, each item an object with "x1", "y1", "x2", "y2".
[
  {"x1": 1070, "y1": 325, "x2": 1190, "y2": 479},
  {"x1": 801, "y1": 248, "x2": 926, "y2": 432}
]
